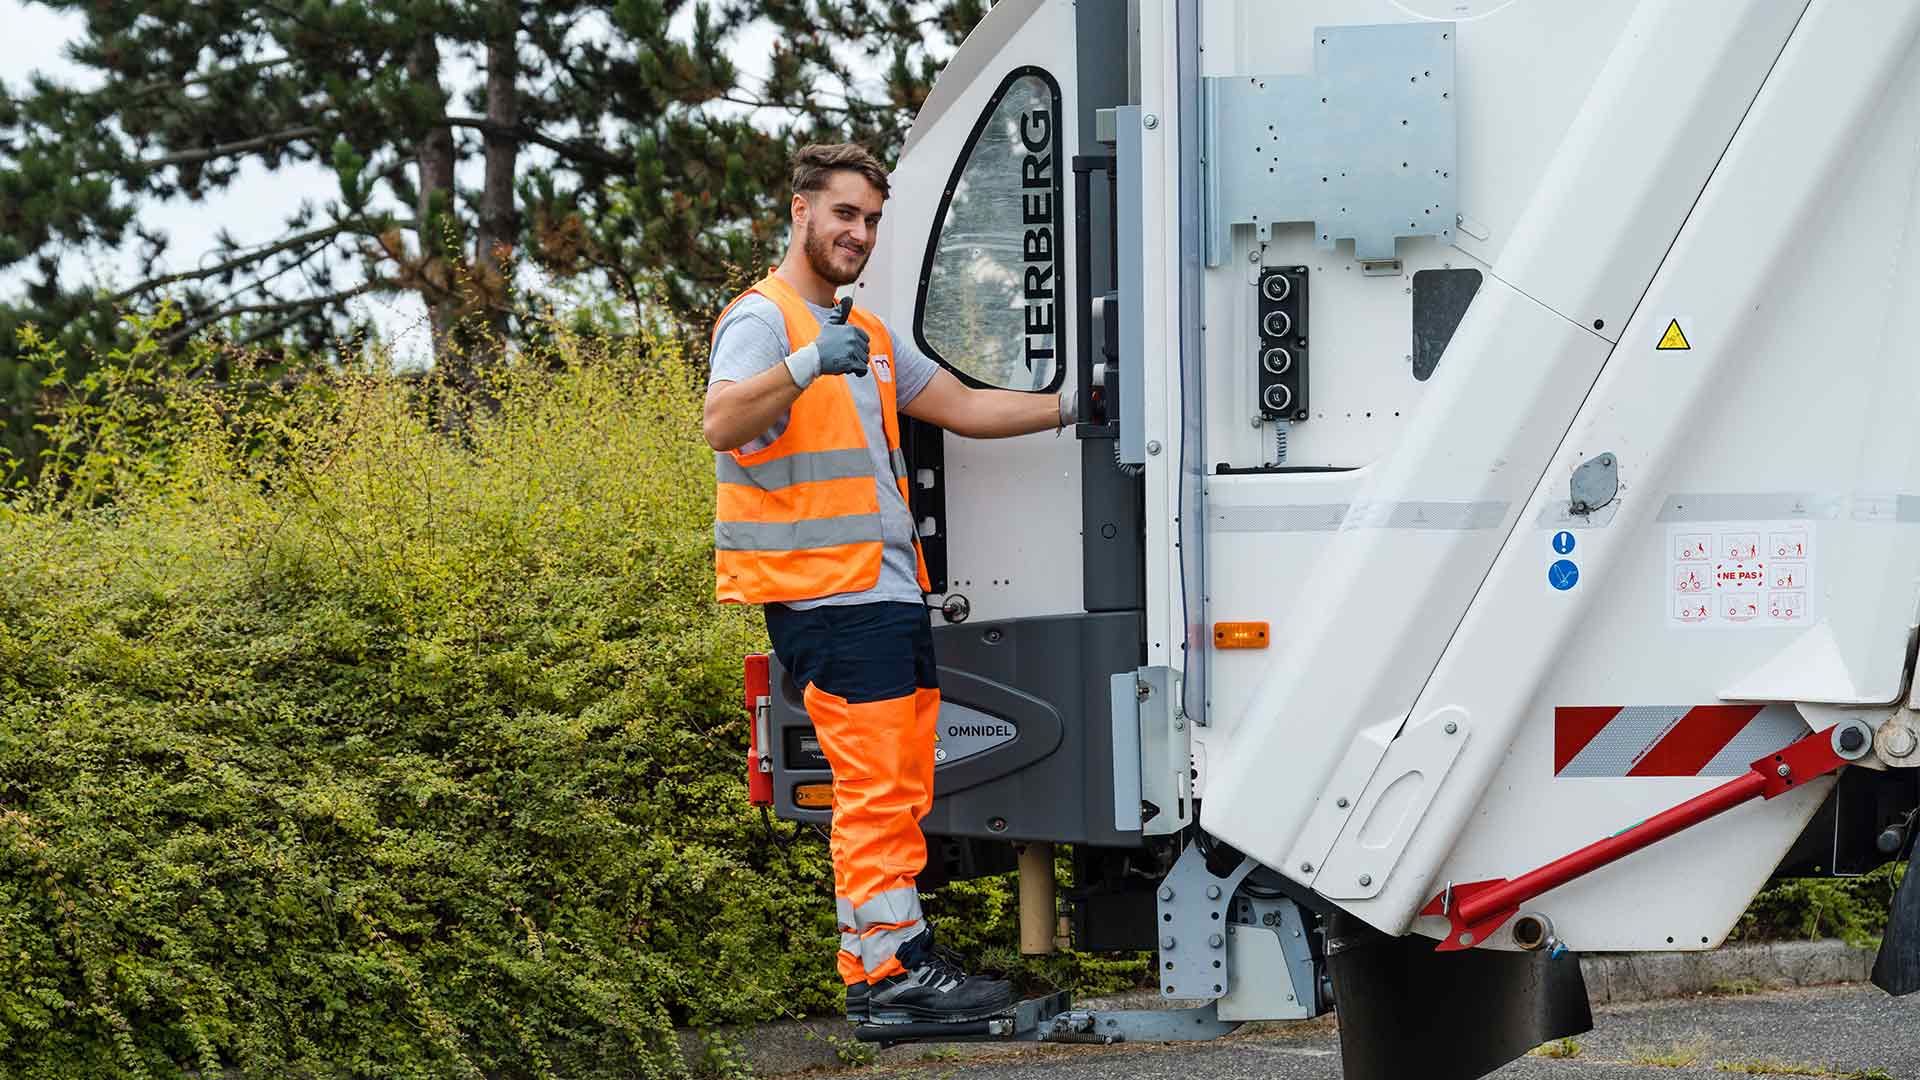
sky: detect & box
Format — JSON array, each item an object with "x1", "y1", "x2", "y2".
[{"x1": 0, "y1": 1, "x2": 796, "y2": 369}]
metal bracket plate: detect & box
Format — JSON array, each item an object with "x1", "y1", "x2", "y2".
[
  {"x1": 1202, "y1": 22, "x2": 1458, "y2": 265},
  {"x1": 1157, "y1": 844, "x2": 1257, "y2": 1000},
  {"x1": 1219, "y1": 895, "x2": 1318, "y2": 1021}
]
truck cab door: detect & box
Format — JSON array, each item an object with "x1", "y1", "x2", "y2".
[{"x1": 767, "y1": 0, "x2": 1151, "y2": 855}]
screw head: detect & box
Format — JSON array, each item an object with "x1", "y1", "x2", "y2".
[
  {"x1": 1358, "y1": 874, "x2": 1373, "y2": 887},
  {"x1": 1776, "y1": 763, "x2": 1792, "y2": 778},
  {"x1": 1162, "y1": 936, "x2": 1177, "y2": 950},
  {"x1": 1248, "y1": 249, "x2": 1262, "y2": 263},
  {"x1": 1444, "y1": 721, "x2": 1459, "y2": 735},
  {"x1": 1336, "y1": 797, "x2": 1350, "y2": 809},
  {"x1": 1143, "y1": 113, "x2": 1160, "y2": 129},
  {"x1": 1300, "y1": 862, "x2": 1314, "y2": 874},
  {"x1": 1159, "y1": 886, "x2": 1174, "y2": 901},
  {"x1": 1839, "y1": 726, "x2": 1866, "y2": 752},
  {"x1": 1146, "y1": 439, "x2": 1163, "y2": 456},
  {"x1": 1205, "y1": 885, "x2": 1221, "y2": 900}
]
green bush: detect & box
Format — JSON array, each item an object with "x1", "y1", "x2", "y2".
[{"x1": 0, "y1": 309, "x2": 837, "y2": 1078}]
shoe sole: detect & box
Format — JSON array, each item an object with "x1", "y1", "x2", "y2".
[{"x1": 864, "y1": 995, "x2": 1018, "y2": 1026}]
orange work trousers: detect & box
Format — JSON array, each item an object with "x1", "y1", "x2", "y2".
[{"x1": 765, "y1": 601, "x2": 940, "y2": 986}]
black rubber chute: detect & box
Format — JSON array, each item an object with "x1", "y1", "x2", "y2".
[
  {"x1": 1326, "y1": 911, "x2": 1592, "y2": 1080},
  {"x1": 1872, "y1": 846, "x2": 1920, "y2": 995}
]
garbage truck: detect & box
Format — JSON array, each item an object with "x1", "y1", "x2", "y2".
[{"x1": 738, "y1": 1, "x2": 1920, "y2": 1075}]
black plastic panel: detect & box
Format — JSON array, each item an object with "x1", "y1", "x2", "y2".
[
  {"x1": 766, "y1": 611, "x2": 1145, "y2": 848},
  {"x1": 1411, "y1": 267, "x2": 1482, "y2": 381}
]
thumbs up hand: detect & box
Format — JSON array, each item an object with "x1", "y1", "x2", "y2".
[{"x1": 815, "y1": 297, "x2": 871, "y2": 378}]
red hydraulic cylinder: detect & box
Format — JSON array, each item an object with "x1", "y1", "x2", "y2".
[{"x1": 1423, "y1": 726, "x2": 1851, "y2": 951}]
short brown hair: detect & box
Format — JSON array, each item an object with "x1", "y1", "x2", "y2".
[{"x1": 790, "y1": 143, "x2": 890, "y2": 199}]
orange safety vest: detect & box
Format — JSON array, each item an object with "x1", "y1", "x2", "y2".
[{"x1": 713, "y1": 274, "x2": 933, "y2": 604}]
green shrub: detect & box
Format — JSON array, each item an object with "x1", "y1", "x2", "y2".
[{"x1": 0, "y1": 310, "x2": 834, "y2": 1078}]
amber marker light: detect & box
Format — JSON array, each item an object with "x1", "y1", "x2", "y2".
[
  {"x1": 793, "y1": 783, "x2": 834, "y2": 809},
  {"x1": 1213, "y1": 621, "x2": 1271, "y2": 649}
]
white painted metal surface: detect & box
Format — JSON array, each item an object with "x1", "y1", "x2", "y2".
[{"x1": 897, "y1": 0, "x2": 1920, "y2": 959}]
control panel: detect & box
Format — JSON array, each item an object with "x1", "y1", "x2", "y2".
[{"x1": 1257, "y1": 266, "x2": 1309, "y2": 422}]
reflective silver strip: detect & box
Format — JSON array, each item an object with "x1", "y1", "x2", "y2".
[
  {"x1": 1212, "y1": 500, "x2": 1508, "y2": 534},
  {"x1": 714, "y1": 514, "x2": 883, "y2": 552},
  {"x1": 716, "y1": 448, "x2": 874, "y2": 491},
  {"x1": 858, "y1": 922, "x2": 925, "y2": 969},
  {"x1": 890, "y1": 448, "x2": 909, "y2": 482},
  {"x1": 853, "y1": 886, "x2": 923, "y2": 929},
  {"x1": 839, "y1": 931, "x2": 861, "y2": 957},
  {"x1": 1656, "y1": 493, "x2": 1843, "y2": 523},
  {"x1": 836, "y1": 897, "x2": 857, "y2": 929}
]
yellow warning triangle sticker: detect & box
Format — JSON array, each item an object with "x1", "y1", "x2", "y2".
[{"x1": 1657, "y1": 319, "x2": 1691, "y2": 351}]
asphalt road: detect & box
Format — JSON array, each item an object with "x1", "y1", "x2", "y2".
[{"x1": 805, "y1": 985, "x2": 1916, "y2": 1080}]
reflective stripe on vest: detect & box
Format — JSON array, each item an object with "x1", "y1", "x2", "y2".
[{"x1": 712, "y1": 273, "x2": 929, "y2": 604}]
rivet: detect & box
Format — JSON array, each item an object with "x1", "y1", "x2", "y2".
[
  {"x1": 1336, "y1": 797, "x2": 1349, "y2": 809},
  {"x1": 1146, "y1": 440, "x2": 1163, "y2": 456},
  {"x1": 1444, "y1": 721, "x2": 1459, "y2": 734},
  {"x1": 1205, "y1": 885, "x2": 1221, "y2": 900},
  {"x1": 1358, "y1": 874, "x2": 1373, "y2": 887},
  {"x1": 1144, "y1": 113, "x2": 1160, "y2": 130},
  {"x1": 1300, "y1": 862, "x2": 1314, "y2": 874}
]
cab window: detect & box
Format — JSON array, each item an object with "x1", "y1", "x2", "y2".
[{"x1": 915, "y1": 68, "x2": 1065, "y2": 393}]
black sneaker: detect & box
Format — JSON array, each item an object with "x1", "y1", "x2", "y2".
[
  {"x1": 866, "y1": 952, "x2": 1015, "y2": 1024},
  {"x1": 845, "y1": 981, "x2": 869, "y2": 1023}
]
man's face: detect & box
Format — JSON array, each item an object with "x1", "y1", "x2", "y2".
[{"x1": 796, "y1": 170, "x2": 885, "y2": 286}]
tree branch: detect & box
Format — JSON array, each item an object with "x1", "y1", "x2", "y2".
[
  {"x1": 109, "y1": 221, "x2": 362, "y2": 302},
  {"x1": 443, "y1": 116, "x2": 630, "y2": 171},
  {"x1": 135, "y1": 126, "x2": 327, "y2": 171},
  {"x1": 167, "y1": 279, "x2": 396, "y2": 344}
]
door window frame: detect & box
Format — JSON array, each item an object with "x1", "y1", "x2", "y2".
[{"x1": 912, "y1": 64, "x2": 1068, "y2": 394}]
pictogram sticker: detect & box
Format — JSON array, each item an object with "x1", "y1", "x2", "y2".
[
  {"x1": 1666, "y1": 520, "x2": 1815, "y2": 629},
  {"x1": 1657, "y1": 319, "x2": 1691, "y2": 351}
]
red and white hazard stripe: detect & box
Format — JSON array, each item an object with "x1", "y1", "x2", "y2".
[{"x1": 1553, "y1": 704, "x2": 1807, "y2": 778}]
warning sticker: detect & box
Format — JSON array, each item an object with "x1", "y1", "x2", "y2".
[
  {"x1": 1666, "y1": 521, "x2": 1814, "y2": 629},
  {"x1": 1657, "y1": 319, "x2": 1692, "y2": 351}
]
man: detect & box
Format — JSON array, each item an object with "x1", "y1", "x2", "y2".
[{"x1": 703, "y1": 143, "x2": 1070, "y2": 1025}]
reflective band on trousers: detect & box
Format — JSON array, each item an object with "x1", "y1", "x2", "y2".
[
  {"x1": 836, "y1": 897, "x2": 858, "y2": 928},
  {"x1": 714, "y1": 513, "x2": 884, "y2": 552},
  {"x1": 853, "y1": 886, "x2": 923, "y2": 928},
  {"x1": 717, "y1": 448, "x2": 874, "y2": 491},
  {"x1": 839, "y1": 930, "x2": 861, "y2": 957},
  {"x1": 858, "y1": 921, "x2": 924, "y2": 970}
]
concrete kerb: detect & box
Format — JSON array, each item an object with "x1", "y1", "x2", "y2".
[{"x1": 679, "y1": 939, "x2": 1876, "y2": 1076}]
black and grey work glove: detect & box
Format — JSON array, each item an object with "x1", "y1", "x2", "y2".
[{"x1": 785, "y1": 297, "x2": 871, "y2": 388}]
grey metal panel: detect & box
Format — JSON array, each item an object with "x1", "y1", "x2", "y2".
[
  {"x1": 1082, "y1": 438, "x2": 1146, "y2": 610},
  {"x1": 1115, "y1": 105, "x2": 1146, "y2": 466},
  {"x1": 1109, "y1": 673, "x2": 1144, "y2": 832},
  {"x1": 1411, "y1": 267, "x2": 1481, "y2": 381},
  {"x1": 1156, "y1": 844, "x2": 1256, "y2": 1000},
  {"x1": 1203, "y1": 22, "x2": 1458, "y2": 265},
  {"x1": 1176, "y1": 0, "x2": 1209, "y2": 729}
]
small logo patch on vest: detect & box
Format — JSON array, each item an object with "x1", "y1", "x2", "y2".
[{"x1": 872, "y1": 354, "x2": 893, "y2": 383}]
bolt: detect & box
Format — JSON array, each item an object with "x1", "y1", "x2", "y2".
[
  {"x1": 1776, "y1": 763, "x2": 1792, "y2": 779},
  {"x1": 1144, "y1": 113, "x2": 1160, "y2": 130},
  {"x1": 1162, "y1": 936, "x2": 1177, "y2": 950},
  {"x1": 1839, "y1": 726, "x2": 1867, "y2": 752},
  {"x1": 1227, "y1": 925, "x2": 1236, "y2": 935},
  {"x1": 1336, "y1": 797, "x2": 1349, "y2": 808},
  {"x1": 1250, "y1": 414, "x2": 1265, "y2": 428},
  {"x1": 1205, "y1": 885, "x2": 1221, "y2": 900},
  {"x1": 1159, "y1": 886, "x2": 1175, "y2": 901},
  {"x1": 1248, "y1": 249, "x2": 1261, "y2": 263},
  {"x1": 1146, "y1": 439, "x2": 1163, "y2": 456},
  {"x1": 1358, "y1": 874, "x2": 1372, "y2": 887},
  {"x1": 1300, "y1": 862, "x2": 1314, "y2": 874},
  {"x1": 1890, "y1": 728, "x2": 1919, "y2": 758},
  {"x1": 1174, "y1": 717, "x2": 1186, "y2": 731},
  {"x1": 1444, "y1": 721, "x2": 1459, "y2": 734},
  {"x1": 1209, "y1": 933, "x2": 1223, "y2": 948}
]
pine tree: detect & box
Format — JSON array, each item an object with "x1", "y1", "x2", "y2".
[{"x1": 0, "y1": 0, "x2": 993, "y2": 461}]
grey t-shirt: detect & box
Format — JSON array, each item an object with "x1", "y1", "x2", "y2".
[{"x1": 709, "y1": 292, "x2": 940, "y2": 609}]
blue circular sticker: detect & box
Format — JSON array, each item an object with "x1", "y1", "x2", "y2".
[
  {"x1": 1548, "y1": 559, "x2": 1580, "y2": 591},
  {"x1": 1552, "y1": 530, "x2": 1576, "y2": 555}
]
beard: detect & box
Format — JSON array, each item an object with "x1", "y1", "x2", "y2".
[{"x1": 802, "y1": 221, "x2": 871, "y2": 286}]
